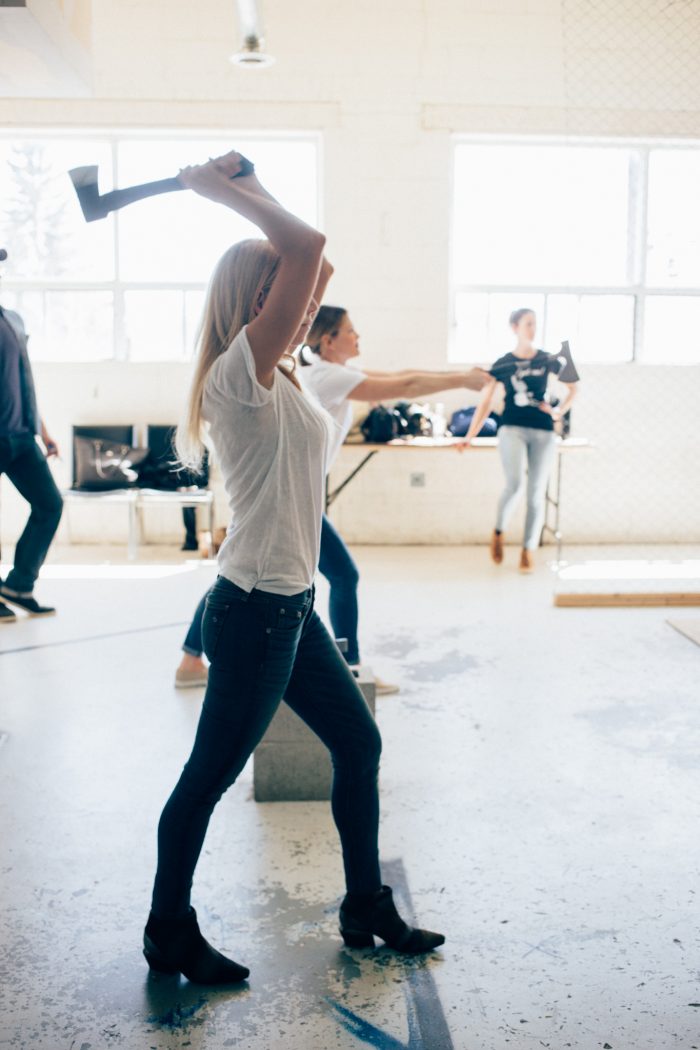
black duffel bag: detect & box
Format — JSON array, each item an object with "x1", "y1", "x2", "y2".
[
  {"x1": 360, "y1": 405, "x2": 403, "y2": 443},
  {"x1": 74, "y1": 435, "x2": 150, "y2": 491}
]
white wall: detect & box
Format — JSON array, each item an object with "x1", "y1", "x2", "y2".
[{"x1": 1, "y1": 0, "x2": 699, "y2": 548}]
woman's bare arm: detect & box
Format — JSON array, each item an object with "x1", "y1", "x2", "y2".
[
  {"x1": 348, "y1": 368, "x2": 489, "y2": 402},
  {"x1": 538, "y1": 381, "x2": 579, "y2": 422},
  {"x1": 455, "y1": 377, "x2": 498, "y2": 450},
  {"x1": 236, "y1": 171, "x2": 334, "y2": 311}
]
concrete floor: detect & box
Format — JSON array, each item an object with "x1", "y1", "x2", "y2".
[{"x1": 0, "y1": 543, "x2": 698, "y2": 1050}]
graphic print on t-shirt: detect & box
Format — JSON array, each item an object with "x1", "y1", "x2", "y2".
[{"x1": 489, "y1": 348, "x2": 573, "y2": 432}]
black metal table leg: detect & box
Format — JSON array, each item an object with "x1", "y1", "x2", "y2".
[{"x1": 325, "y1": 451, "x2": 379, "y2": 511}]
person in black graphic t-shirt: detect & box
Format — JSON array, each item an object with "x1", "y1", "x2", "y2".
[{"x1": 456, "y1": 307, "x2": 579, "y2": 572}]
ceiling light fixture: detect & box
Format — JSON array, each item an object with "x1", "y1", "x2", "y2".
[{"x1": 230, "y1": 0, "x2": 274, "y2": 68}]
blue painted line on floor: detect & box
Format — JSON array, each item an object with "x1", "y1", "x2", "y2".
[
  {"x1": 385, "y1": 858, "x2": 455, "y2": 1050},
  {"x1": 147, "y1": 996, "x2": 207, "y2": 1030},
  {"x1": 0, "y1": 620, "x2": 188, "y2": 656},
  {"x1": 328, "y1": 858, "x2": 455, "y2": 1050},
  {"x1": 327, "y1": 999, "x2": 411, "y2": 1050}
]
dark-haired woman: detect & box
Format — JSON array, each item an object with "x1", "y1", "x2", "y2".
[
  {"x1": 146, "y1": 151, "x2": 444, "y2": 985},
  {"x1": 457, "y1": 307, "x2": 579, "y2": 571},
  {"x1": 298, "y1": 305, "x2": 487, "y2": 683},
  {"x1": 175, "y1": 306, "x2": 487, "y2": 694}
]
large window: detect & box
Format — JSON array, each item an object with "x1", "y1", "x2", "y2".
[
  {"x1": 450, "y1": 140, "x2": 700, "y2": 365},
  {"x1": 0, "y1": 132, "x2": 320, "y2": 362}
]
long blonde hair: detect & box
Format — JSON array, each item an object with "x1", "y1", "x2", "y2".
[{"x1": 177, "y1": 238, "x2": 300, "y2": 470}]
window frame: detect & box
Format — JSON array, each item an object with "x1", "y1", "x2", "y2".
[
  {"x1": 449, "y1": 134, "x2": 700, "y2": 364},
  {"x1": 0, "y1": 127, "x2": 323, "y2": 363}
]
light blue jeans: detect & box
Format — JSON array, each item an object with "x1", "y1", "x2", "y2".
[{"x1": 496, "y1": 425, "x2": 557, "y2": 550}]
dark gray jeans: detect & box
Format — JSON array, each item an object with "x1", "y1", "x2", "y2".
[
  {"x1": 152, "y1": 575, "x2": 382, "y2": 919},
  {"x1": 0, "y1": 433, "x2": 63, "y2": 594}
]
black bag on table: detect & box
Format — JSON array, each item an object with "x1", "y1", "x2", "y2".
[
  {"x1": 393, "y1": 401, "x2": 432, "y2": 437},
  {"x1": 360, "y1": 405, "x2": 403, "y2": 443},
  {"x1": 73, "y1": 435, "x2": 150, "y2": 491}
]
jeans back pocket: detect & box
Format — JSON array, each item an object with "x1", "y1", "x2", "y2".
[{"x1": 269, "y1": 605, "x2": 305, "y2": 632}]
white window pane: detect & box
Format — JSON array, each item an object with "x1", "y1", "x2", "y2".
[
  {"x1": 116, "y1": 137, "x2": 318, "y2": 282},
  {"x1": 647, "y1": 149, "x2": 700, "y2": 288},
  {"x1": 0, "y1": 139, "x2": 115, "y2": 281},
  {"x1": 453, "y1": 291, "x2": 489, "y2": 358},
  {"x1": 0, "y1": 290, "x2": 46, "y2": 347},
  {"x1": 452, "y1": 144, "x2": 631, "y2": 286},
  {"x1": 578, "y1": 295, "x2": 634, "y2": 363},
  {"x1": 641, "y1": 296, "x2": 700, "y2": 364},
  {"x1": 543, "y1": 294, "x2": 579, "y2": 348},
  {"x1": 452, "y1": 291, "x2": 544, "y2": 361},
  {"x1": 124, "y1": 290, "x2": 185, "y2": 361},
  {"x1": 38, "y1": 292, "x2": 113, "y2": 362},
  {"x1": 546, "y1": 294, "x2": 634, "y2": 363},
  {"x1": 185, "y1": 289, "x2": 207, "y2": 357}
]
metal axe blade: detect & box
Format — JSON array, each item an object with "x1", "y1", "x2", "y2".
[{"x1": 68, "y1": 166, "x2": 109, "y2": 223}]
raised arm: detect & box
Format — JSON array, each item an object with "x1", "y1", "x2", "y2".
[
  {"x1": 178, "y1": 152, "x2": 325, "y2": 387},
  {"x1": 349, "y1": 367, "x2": 489, "y2": 402},
  {"x1": 233, "y1": 170, "x2": 335, "y2": 310}
]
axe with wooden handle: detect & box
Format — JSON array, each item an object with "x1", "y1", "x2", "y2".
[{"x1": 67, "y1": 155, "x2": 255, "y2": 222}]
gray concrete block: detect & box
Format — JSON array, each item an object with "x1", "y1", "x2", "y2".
[{"x1": 254, "y1": 668, "x2": 376, "y2": 802}]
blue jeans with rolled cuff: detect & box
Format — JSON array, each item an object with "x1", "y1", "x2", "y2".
[{"x1": 153, "y1": 575, "x2": 382, "y2": 919}]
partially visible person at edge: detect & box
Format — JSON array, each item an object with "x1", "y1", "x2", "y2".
[
  {"x1": 175, "y1": 304, "x2": 488, "y2": 694},
  {"x1": 457, "y1": 307, "x2": 579, "y2": 572},
  {"x1": 145, "y1": 150, "x2": 445, "y2": 986},
  {"x1": 0, "y1": 253, "x2": 63, "y2": 623}
]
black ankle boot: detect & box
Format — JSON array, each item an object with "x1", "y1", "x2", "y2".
[
  {"x1": 339, "y1": 886, "x2": 445, "y2": 954},
  {"x1": 143, "y1": 907, "x2": 249, "y2": 984}
]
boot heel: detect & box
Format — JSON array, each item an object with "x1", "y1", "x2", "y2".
[
  {"x1": 143, "y1": 935, "x2": 180, "y2": 975},
  {"x1": 341, "y1": 929, "x2": 375, "y2": 949}
]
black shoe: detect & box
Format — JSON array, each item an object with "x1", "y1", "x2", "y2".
[
  {"x1": 339, "y1": 885, "x2": 445, "y2": 954},
  {"x1": 0, "y1": 602, "x2": 17, "y2": 624},
  {"x1": 143, "y1": 907, "x2": 249, "y2": 984},
  {"x1": 0, "y1": 587, "x2": 55, "y2": 617},
  {"x1": 181, "y1": 538, "x2": 199, "y2": 552}
]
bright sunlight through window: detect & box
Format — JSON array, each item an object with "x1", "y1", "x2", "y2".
[
  {"x1": 0, "y1": 131, "x2": 319, "y2": 363},
  {"x1": 450, "y1": 140, "x2": 700, "y2": 365}
]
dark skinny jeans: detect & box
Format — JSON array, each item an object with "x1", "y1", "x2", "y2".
[
  {"x1": 153, "y1": 575, "x2": 382, "y2": 919},
  {"x1": 0, "y1": 434, "x2": 63, "y2": 594},
  {"x1": 183, "y1": 514, "x2": 361, "y2": 665}
]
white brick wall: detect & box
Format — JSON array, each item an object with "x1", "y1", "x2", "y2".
[{"x1": 1, "y1": 0, "x2": 699, "y2": 547}]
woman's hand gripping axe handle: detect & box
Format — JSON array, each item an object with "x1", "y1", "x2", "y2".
[{"x1": 67, "y1": 155, "x2": 255, "y2": 222}]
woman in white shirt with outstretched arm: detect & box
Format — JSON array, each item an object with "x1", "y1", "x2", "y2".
[{"x1": 298, "y1": 305, "x2": 488, "y2": 691}]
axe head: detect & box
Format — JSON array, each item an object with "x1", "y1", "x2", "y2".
[{"x1": 68, "y1": 165, "x2": 109, "y2": 222}]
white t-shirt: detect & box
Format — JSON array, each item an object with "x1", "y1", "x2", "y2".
[
  {"x1": 203, "y1": 327, "x2": 332, "y2": 596},
  {"x1": 298, "y1": 357, "x2": 367, "y2": 468}
]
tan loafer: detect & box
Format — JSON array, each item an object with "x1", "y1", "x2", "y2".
[
  {"x1": 490, "y1": 530, "x2": 504, "y2": 564},
  {"x1": 519, "y1": 549, "x2": 534, "y2": 573},
  {"x1": 175, "y1": 667, "x2": 209, "y2": 689}
]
